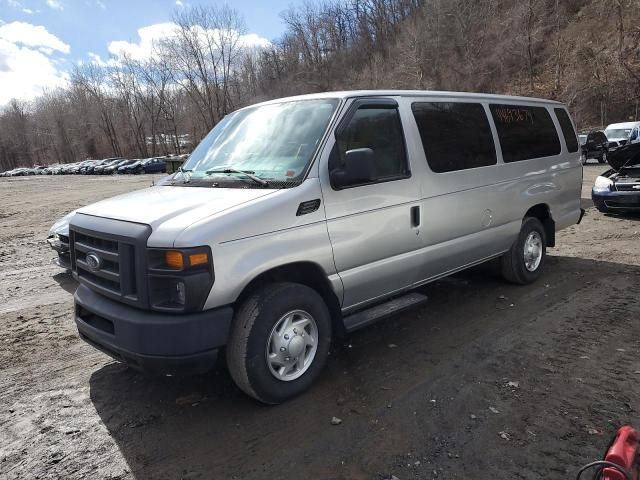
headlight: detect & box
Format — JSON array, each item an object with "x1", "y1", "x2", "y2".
[
  {"x1": 147, "y1": 246, "x2": 214, "y2": 313},
  {"x1": 594, "y1": 175, "x2": 613, "y2": 189}
]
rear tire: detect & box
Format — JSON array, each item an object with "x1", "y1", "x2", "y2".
[
  {"x1": 226, "y1": 282, "x2": 332, "y2": 404},
  {"x1": 501, "y1": 217, "x2": 547, "y2": 285}
]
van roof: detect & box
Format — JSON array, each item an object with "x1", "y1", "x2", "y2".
[
  {"x1": 245, "y1": 90, "x2": 564, "y2": 109},
  {"x1": 605, "y1": 121, "x2": 640, "y2": 129}
]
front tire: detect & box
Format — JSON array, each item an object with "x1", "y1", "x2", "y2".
[
  {"x1": 226, "y1": 282, "x2": 332, "y2": 404},
  {"x1": 500, "y1": 217, "x2": 547, "y2": 285}
]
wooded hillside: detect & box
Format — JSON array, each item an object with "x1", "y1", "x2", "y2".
[{"x1": 2, "y1": 0, "x2": 640, "y2": 170}]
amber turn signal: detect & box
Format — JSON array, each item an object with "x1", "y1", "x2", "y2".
[
  {"x1": 165, "y1": 250, "x2": 184, "y2": 269},
  {"x1": 188, "y1": 252, "x2": 209, "y2": 267}
]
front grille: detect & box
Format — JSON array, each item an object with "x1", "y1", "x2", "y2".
[
  {"x1": 69, "y1": 214, "x2": 151, "y2": 308},
  {"x1": 615, "y1": 183, "x2": 640, "y2": 192},
  {"x1": 71, "y1": 230, "x2": 136, "y2": 298}
]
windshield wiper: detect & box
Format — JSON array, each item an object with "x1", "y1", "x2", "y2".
[{"x1": 205, "y1": 166, "x2": 269, "y2": 186}]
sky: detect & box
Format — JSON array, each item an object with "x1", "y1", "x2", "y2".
[{"x1": 0, "y1": 0, "x2": 294, "y2": 106}]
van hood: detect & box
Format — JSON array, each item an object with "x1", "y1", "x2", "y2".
[{"x1": 77, "y1": 185, "x2": 277, "y2": 229}]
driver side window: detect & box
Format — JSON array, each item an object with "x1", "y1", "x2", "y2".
[{"x1": 330, "y1": 106, "x2": 409, "y2": 188}]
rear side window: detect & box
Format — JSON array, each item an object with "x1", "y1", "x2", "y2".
[
  {"x1": 411, "y1": 102, "x2": 496, "y2": 173},
  {"x1": 490, "y1": 104, "x2": 561, "y2": 162},
  {"x1": 554, "y1": 108, "x2": 579, "y2": 152}
]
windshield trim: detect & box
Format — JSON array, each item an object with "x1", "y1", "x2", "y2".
[{"x1": 297, "y1": 97, "x2": 345, "y2": 183}]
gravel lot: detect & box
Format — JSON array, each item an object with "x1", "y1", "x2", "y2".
[{"x1": 2, "y1": 166, "x2": 640, "y2": 480}]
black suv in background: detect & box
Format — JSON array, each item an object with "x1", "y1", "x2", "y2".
[{"x1": 579, "y1": 130, "x2": 609, "y2": 164}]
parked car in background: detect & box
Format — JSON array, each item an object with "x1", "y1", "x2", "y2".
[
  {"x1": 103, "y1": 159, "x2": 132, "y2": 174},
  {"x1": 69, "y1": 91, "x2": 583, "y2": 403},
  {"x1": 61, "y1": 163, "x2": 77, "y2": 174},
  {"x1": 94, "y1": 158, "x2": 123, "y2": 174},
  {"x1": 85, "y1": 160, "x2": 106, "y2": 174},
  {"x1": 77, "y1": 160, "x2": 98, "y2": 174},
  {"x1": 119, "y1": 159, "x2": 142, "y2": 174},
  {"x1": 604, "y1": 121, "x2": 640, "y2": 148},
  {"x1": 59, "y1": 163, "x2": 78, "y2": 174},
  {"x1": 136, "y1": 157, "x2": 167, "y2": 174},
  {"x1": 579, "y1": 130, "x2": 609, "y2": 164},
  {"x1": 47, "y1": 210, "x2": 77, "y2": 270},
  {"x1": 592, "y1": 142, "x2": 640, "y2": 213}
]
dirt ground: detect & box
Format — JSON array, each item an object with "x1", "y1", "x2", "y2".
[{"x1": 2, "y1": 165, "x2": 640, "y2": 480}]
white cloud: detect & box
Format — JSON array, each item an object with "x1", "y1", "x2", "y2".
[
  {"x1": 96, "y1": 0, "x2": 106, "y2": 10},
  {"x1": 0, "y1": 22, "x2": 69, "y2": 105},
  {"x1": 108, "y1": 22, "x2": 177, "y2": 61},
  {"x1": 46, "y1": 0, "x2": 63, "y2": 10},
  {"x1": 7, "y1": 0, "x2": 21, "y2": 7},
  {"x1": 238, "y1": 32, "x2": 271, "y2": 49},
  {"x1": 175, "y1": 0, "x2": 184, "y2": 6},
  {"x1": 0, "y1": 40, "x2": 69, "y2": 105},
  {"x1": 87, "y1": 51, "x2": 120, "y2": 68},
  {"x1": 107, "y1": 22, "x2": 271, "y2": 62},
  {"x1": 0, "y1": 21, "x2": 70, "y2": 53},
  {"x1": 22, "y1": 8, "x2": 34, "y2": 14}
]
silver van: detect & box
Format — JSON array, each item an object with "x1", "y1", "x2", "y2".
[{"x1": 70, "y1": 90, "x2": 583, "y2": 403}]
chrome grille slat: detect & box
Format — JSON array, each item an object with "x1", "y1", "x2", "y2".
[
  {"x1": 74, "y1": 241, "x2": 120, "y2": 262},
  {"x1": 76, "y1": 258, "x2": 121, "y2": 282},
  {"x1": 74, "y1": 232, "x2": 118, "y2": 252},
  {"x1": 78, "y1": 272, "x2": 121, "y2": 295}
]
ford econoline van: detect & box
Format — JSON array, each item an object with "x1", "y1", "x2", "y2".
[{"x1": 69, "y1": 91, "x2": 583, "y2": 403}]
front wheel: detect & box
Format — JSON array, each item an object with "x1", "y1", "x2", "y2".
[
  {"x1": 226, "y1": 282, "x2": 332, "y2": 404},
  {"x1": 500, "y1": 217, "x2": 547, "y2": 285}
]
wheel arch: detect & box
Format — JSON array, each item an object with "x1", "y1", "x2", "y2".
[
  {"x1": 524, "y1": 203, "x2": 555, "y2": 247},
  {"x1": 234, "y1": 261, "x2": 345, "y2": 337}
]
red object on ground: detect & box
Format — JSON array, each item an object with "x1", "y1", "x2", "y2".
[{"x1": 603, "y1": 425, "x2": 640, "y2": 480}]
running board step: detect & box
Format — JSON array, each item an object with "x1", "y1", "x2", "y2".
[{"x1": 343, "y1": 292, "x2": 428, "y2": 332}]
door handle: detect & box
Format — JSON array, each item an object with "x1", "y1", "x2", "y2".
[{"x1": 410, "y1": 206, "x2": 420, "y2": 228}]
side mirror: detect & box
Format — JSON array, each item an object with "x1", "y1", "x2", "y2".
[{"x1": 331, "y1": 148, "x2": 376, "y2": 188}]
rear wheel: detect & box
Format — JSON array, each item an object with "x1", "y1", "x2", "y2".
[
  {"x1": 226, "y1": 282, "x2": 332, "y2": 404},
  {"x1": 500, "y1": 217, "x2": 546, "y2": 285}
]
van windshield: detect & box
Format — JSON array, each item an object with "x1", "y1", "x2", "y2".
[
  {"x1": 605, "y1": 128, "x2": 632, "y2": 139},
  {"x1": 178, "y1": 99, "x2": 339, "y2": 187}
]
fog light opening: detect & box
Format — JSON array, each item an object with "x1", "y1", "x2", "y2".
[{"x1": 175, "y1": 280, "x2": 186, "y2": 306}]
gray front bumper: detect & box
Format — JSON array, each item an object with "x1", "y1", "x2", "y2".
[{"x1": 74, "y1": 284, "x2": 233, "y2": 374}]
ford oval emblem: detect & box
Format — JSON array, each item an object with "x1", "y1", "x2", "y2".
[{"x1": 85, "y1": 252, "x2": 102, "y2": 271}]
